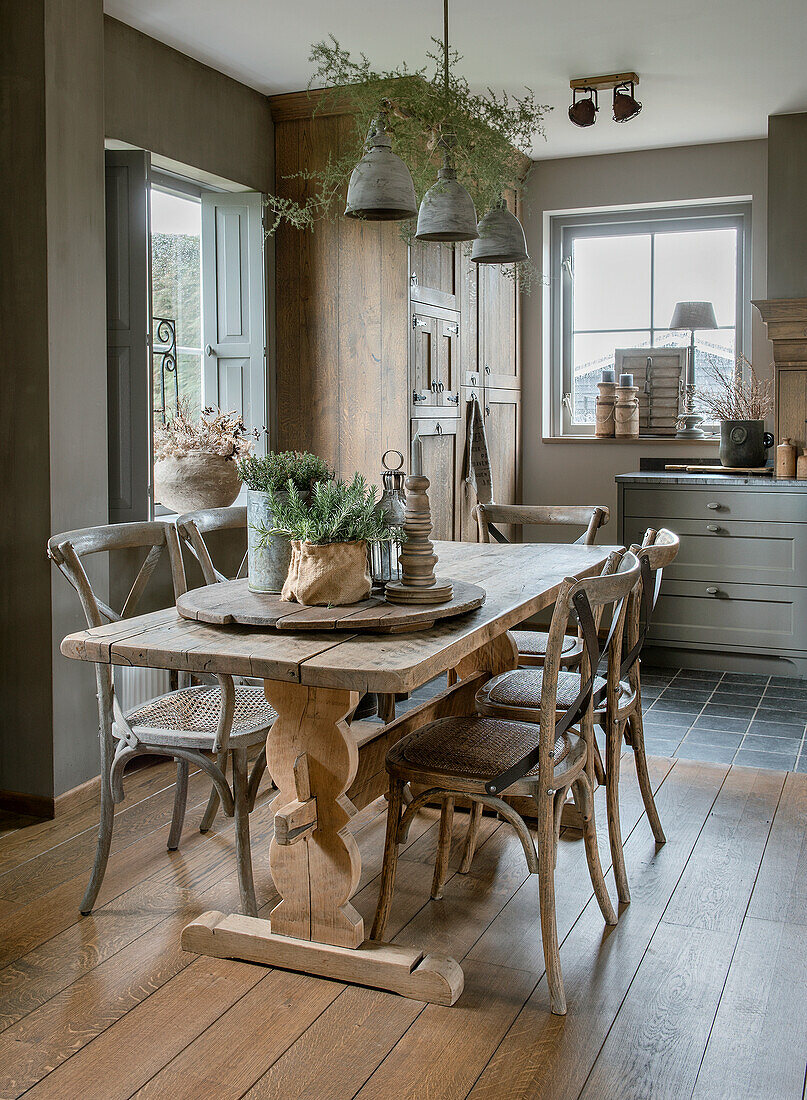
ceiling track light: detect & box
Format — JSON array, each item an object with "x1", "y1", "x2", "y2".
[{"x1": 568, "y1": 72, "x2": 641, "y2": 128}]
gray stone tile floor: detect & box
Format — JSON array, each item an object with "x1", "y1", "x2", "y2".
[{"x1": 395, "y1": 666, "x2": 807, "y2": 773}]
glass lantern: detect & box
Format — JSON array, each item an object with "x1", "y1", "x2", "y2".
[{"x1": 370, "y1": 450, "x2": 406, "y2": 587}]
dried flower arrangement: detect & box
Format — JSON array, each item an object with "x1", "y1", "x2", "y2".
[
  {"x1": 237, "y1": 450, "x2": 334, "y2": 494},
  {"x1": 153, "y1": 400, "x2": 256, "y2": 462},
  {"x1": 695, "y1": 355, "x2": 774, "y2": 422}
]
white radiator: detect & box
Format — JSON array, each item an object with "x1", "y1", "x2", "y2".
[{"x1": 113, "y1": 666, "x2": 171, "y2": 712}]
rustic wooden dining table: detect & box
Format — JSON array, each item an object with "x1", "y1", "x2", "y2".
[{"x1": 61, "y1": 540, "x2": 618, "y2": 1007}]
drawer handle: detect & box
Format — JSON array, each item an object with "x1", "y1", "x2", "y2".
[
  {"x1": 706, "y1": 524, "x2": 722, "y2": 533},
  {"x1": 705, "y1": 586, "x2": 721, "y2": 596},
  {"x1": 706, "y1": 502, "x2": 721, "y2": 510}
]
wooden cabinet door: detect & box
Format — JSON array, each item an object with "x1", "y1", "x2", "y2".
[
  {"x1": 777, "y1": 368, "x2": 807, "y2": 453},
  {"x1": 478, "y1": 263, "x2": 518, "y2": 391},
  {"x1": 410, "y1": 311, "x2": 440, "y2": 413},
  {"x1": 411, "y1": 417, "x2": 458, "y2": 541},
  {"x1": 437, "y1": 317, "x2": 461, "y2": 412},
  {"x1": 484, "y1": 386, "x2": 521, "y2": 518},
  {"x1": 410, "y1": 241, "x2": 458, "y2": 309}
]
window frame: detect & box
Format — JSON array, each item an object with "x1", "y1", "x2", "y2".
[{"x1": 547, "y1": 201, "x2": 752, "y2": 437}]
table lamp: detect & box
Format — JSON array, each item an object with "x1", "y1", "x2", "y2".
[{"x1": 670, "y1": 300, "x2": 718, "y2": 438}]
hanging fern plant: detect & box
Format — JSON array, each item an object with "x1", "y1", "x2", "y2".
[{"x1": 266, "y1": 35, "x2": 550, "y2": 255}]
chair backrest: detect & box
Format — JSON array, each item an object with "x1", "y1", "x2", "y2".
[
  {"x1": 475, "y1": 502, "x2": 609, "y2": 546},
  {"x1": 47, "y1": 521, "x2": 186, "y2": 631},
  {"x1": 622, "y1": 527, "x2": 680, "y2": 689},
  {"x1": 175, "y1": 506, "x2": 248, "y2": 586},
  {"x1": 486, "y1": 550, "x2": 640, "y2": 796}
]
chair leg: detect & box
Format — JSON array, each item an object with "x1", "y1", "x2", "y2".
[
  {"x1": 592, "y1": 734, "x2": 606, "y2": 786},
  {"x1": 199, "y1": 750, "x2": 227, "y2": 833},
  {"x1": 167, "y1": 759, "x2": 189, "y2": 851},
  {"x1": 232, "y1": 747, "x2": 257, "y2": 917},
  {"x1": 606, "y1": 715, "x2": 631, "y2": 905},
  {"x1": 431, "y1": 795, "x2": 455, "y2": 899},
  {"x1": 247, "y1": 746, "x2": 269, "y2": 811},
  {"x1": 628, "y1": 708, "x2": 666, "y2": 845},
  {"x1": 371, "y1": 777, "x2": 405, "y2": 941},
  {"x1": 80, "y1": 778, "x2": 115, "y2": 915},
  {"x1": 458, "y1": 800, "x2": 482, "y2": 874},
  {"x1": 572, "y1": 774, "x2": 617, "y2": 926},
  {"x1": 536, "y1": 797, "x2": 566, "y2": 1016}
]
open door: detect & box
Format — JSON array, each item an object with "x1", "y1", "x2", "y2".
[
  {"x1": 201, "y1": 192, "x2": 267, "y2": 454},
  {"x1": 105, "y1": 149, "x2": 151, "y2": 523}
]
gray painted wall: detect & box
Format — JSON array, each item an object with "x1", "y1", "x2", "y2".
[
  {"x1": 767, "y1": 113, "x2": 807, "y2": 299},
  {"x1": 521, "y1": 139, "x2": 769, "y2": 530}
]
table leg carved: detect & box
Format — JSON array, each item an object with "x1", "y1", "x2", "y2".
[{"x1": 181, "y1": 677, "x2": 466, "y2": 1005}]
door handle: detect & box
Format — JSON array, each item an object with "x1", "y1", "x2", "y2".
[
  {"x1": 705, "y1": 586, "x2": 721, "y2": 596},
  {"x1": 706, "y1": 524, "x2": 722, "y2": 532},
  {"x1": 436, "y1": 422, "x2": 443, "y2": 435},
  {"x1": 706, "y1": 502, "x2": 721, "y2": 510},
  {"x1": 438, "y1": 381, "x2": 444, "y2": 393},
  {"x1": 205, "y1": 344, "x2": 215, "y2": 357}
]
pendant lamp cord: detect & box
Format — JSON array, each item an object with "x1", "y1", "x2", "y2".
[{"x1": 443, "y1": 0, "x2": 449, "y2": 92}]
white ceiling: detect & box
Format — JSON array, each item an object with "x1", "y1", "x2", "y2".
[{"x1": 106, "y1": 0, "x2": 807, "y2": 159}]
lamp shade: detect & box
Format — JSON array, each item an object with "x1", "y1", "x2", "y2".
[
  {"x1": 471, "y1": 202, "x2": 529, "y2": 264},
  {"x1": 344, "y1": 121, "x2": 418, "y2": 222},
  {"x1": 669, "y1": 301, "x2": 718, "y2": 330},
  {"x1": 415, "y1": 166, "x2": 478, "y2": 243}
]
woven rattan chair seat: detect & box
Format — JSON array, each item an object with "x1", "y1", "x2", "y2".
[
  {"x1": 395, "y1": 716, "x2": 572, "y2": 781},
  {"x1": 483, "y1": 669, "x2": 608, "y2": 709},
  {"x1": 514, "y1": 630, "x2": 577, "y2": 657},
  {"x1": 122, "y1": 685, "x2": 276, "y2": 746}
]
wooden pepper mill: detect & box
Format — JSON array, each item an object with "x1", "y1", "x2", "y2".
[
  {"x1": 776, "y1": 438, "x2": 797, "y2": 478},
  {"x1": 595, "y1": 381, "x2": 616, "y2": 437},
  {"x1": 614, "y1": 385, "x2": 640, "y2": 438},
  {"x1": 385, "y1": 475, "x2": 454, "y2": 604}
]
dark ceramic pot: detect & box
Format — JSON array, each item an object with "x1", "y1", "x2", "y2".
[{"x1": 719, "y1": 420, "x2": 774, "y2": 468}]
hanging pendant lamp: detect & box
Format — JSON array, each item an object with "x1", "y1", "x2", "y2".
[
  {"x1": 344, "y1": 115, "x2": 418, "y2": 221},
  {"x1": 471, "y1": 197, "x2": 528, "y2": 264},
  {"x1": 414, "y1": 0, "x2": 478, "y2": 243}
]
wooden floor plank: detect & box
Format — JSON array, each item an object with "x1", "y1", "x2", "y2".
[
  {"x1": 466, "y1": 760, "x2": 728, "y2": 1100},
  {"x1": 746, "y1": 770, "x2": 807, "y2": 926},
  {"x1": 692, "y1": 916, "x2": 807, "y2": 1100}
]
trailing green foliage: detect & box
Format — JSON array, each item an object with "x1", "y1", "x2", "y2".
[
  {"x1": 256, "y1": 475, "x2": 400, "y2": 545},
  {"x1": 265, "y1": 35, "x2": 549, "y2": 249},
  {"x1": 237, "y1": 450, "x2": 334, "y2": 493}
]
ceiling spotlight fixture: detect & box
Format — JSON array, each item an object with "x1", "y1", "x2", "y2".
[
  {"x1": 568, "y1": 87, "x2": 598, "y2": 128},
  {"x1": 613, "y1": 81, "x2": 642, "y2": 123},
  {"x1": 569, "y1": 72, "x2": 641, "y2": 128}
]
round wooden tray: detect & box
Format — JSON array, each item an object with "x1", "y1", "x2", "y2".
[{"x1": 176, "y1": 577, "x2": 486, "y2": 634}]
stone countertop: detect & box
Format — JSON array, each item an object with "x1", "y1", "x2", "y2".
[{"x1": 616, "y1": 470, "x2": 807, "y2": 489}]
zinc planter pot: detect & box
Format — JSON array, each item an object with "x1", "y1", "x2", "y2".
[
  {"x1": 153, "y1": 454, "x2": 240, "y2": 514},
  {"x1": 247, "y1": 490, "x2": 309, "y2": 594},
  {"x1": 719, "y1": 420, "x2": 774, "y2": 468}
]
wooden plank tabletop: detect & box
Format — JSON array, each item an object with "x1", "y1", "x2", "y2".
[{"x1": 60, "y1": 542, "x2": 618, "y2": 693}]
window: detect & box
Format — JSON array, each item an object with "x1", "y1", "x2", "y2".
[{"x1": 548, "y1": 203, "x2": 750, "y2": 435}]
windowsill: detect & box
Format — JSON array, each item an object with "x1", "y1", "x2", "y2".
[{"x1": 542, "y1": 435, "x2": 720, "y2": 445}]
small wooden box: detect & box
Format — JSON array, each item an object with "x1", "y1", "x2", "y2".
[{"x1": 615, "y1": 348, "x2": 686, "y2": 435}]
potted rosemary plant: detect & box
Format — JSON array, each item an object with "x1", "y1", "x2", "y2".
[
  {"x1": 153, "y1": 403, "x2": 254, "y2": 514},
  {"x1": 237, "y1": 451, "x2": 333, "y2": 593},
  {"x1": 695, "y1": 356, "x2": 774, "y2": 468},
  {"x1": 258, "y1": 475, "x2": 400, "y2": 606}
]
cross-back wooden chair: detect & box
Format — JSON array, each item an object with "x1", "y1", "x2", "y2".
[
  {"x1": 175, "y1": 506, "x2": 274, "y2": 832},
  {"x1": 475, "y1": 502, "x2": 610, "y2": 670},
  {"x1": 371, "y1": 549, "x2": 640, "y2": 1015},
  {"x1": 48, "y1": 520, "x2": 273, "y2": 917}
]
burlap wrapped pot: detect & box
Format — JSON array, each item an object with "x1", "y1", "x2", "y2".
[{"x1": 281, "y1": 540, "x2": 372, "y2": 606}]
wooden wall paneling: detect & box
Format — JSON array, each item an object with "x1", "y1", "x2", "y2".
[
  {"x1": 379, "y1": 219, "x2": 410, "y2": 480},
  {"x1": 776, "y1": 368, "x2": 807, "y2": 454},
  {"x1": 274, "y1": 120, "x2": 303, "y2": 453}
]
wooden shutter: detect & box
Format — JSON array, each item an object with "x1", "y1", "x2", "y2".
[
  {"x1": 105, "y1": 149, "x2": 151, "y2": 523},
  {"x1": 201, "y1": 192, "x2": 266, "y2": 453}
]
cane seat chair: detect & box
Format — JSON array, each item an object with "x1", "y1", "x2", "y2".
[
  {"x1": 48, "y1": 520, "x2": 274, "y2": 917},
  {"x1": 371, "y1": 550, "x2": 640, "y2": 1015},
  {"x1": 475, "y1": 503, "x2": 610, "y2": 670},
  {"x1": 476, "y1": 528, "x2": 679, "y2": 905}
]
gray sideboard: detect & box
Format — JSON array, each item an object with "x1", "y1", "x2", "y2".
[{"x1": 617, "y1": 471, "x2": 807, "y2": 678}]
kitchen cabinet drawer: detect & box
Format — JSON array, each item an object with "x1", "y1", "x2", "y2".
[
  {"x1": 623, "y1": 517, "x2": 807, "y2": 587},
  {"x1": 623, "y1": 487, "x2": 807, "y2": 523},
  {"x1": 648, "y1": 579, "x2": 807, "y2": 654}
]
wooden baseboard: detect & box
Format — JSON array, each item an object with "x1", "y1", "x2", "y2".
[{"x1": 0, "y1": 788, "x2": 55, "y2": 819}]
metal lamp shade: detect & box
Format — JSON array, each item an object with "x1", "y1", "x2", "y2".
[
  {"x1": 613, "y1": 85, "x2": 642, "y2": 123},
  {"x1": 344, "y1": 127, "x2": 418, "y2": 222},
  {"x1": 415, "y1": 166, "x2": 479, "y2": 243},
  {"x1": 669, "y1": 301, "x2": 719, "y2": 331},
  {"x1": 471, "y1": 203, "x2": 528, "y2": 264}
]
